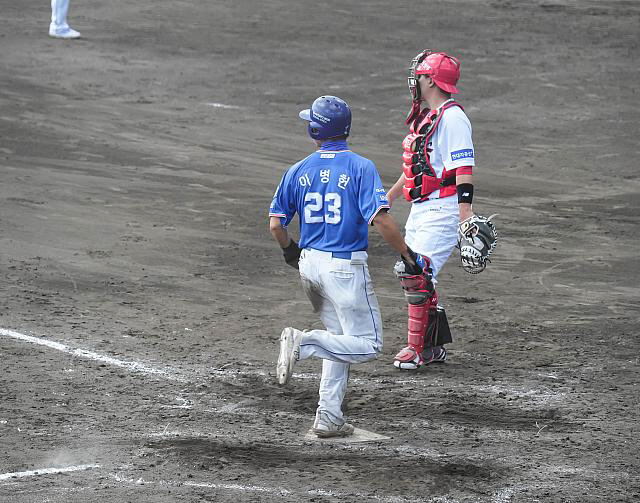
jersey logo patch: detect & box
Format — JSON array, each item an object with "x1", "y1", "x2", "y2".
[
  {"x1": 320, "y1": 153, "x2": 336, "y2": 159},
  {"x1": 451, "y1": 149, "x2": 474, "y2": 161}
]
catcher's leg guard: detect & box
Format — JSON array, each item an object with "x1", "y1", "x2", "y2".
[
  {"x1": 393, "y1": 258, "x2": 437, "y2": 370},
  {"x1": 420, "y1": 304, "x2": 453, "y2": 364},
  {"x1": 425, "y1": 305, "x2": 453, "y2": 349}
]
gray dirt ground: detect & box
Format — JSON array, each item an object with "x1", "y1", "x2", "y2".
[{"x1": 1, "y1": 0, "x2": 639, "y2": 501}]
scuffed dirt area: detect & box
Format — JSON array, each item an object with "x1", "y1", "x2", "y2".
[{"x1": 1, "y1": 0, "x2": 639, "y2": 501}]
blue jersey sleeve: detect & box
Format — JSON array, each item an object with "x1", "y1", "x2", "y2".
[
  {"x1": 358, "y1": 161, "x2": 390, "y2": 225},
  {"x1": 269, "y1": 169, "x2": 297, "y2": 226}
]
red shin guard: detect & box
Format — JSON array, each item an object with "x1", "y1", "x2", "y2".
[
  {"x1": 394, "y1": 291, "x2": 439, "y2": 367},
  {"x1": 394, "y1": 255, "x2": 438, "y2": 368},
  {"x1": 407, "y1": 302, "x2": 429, "y2": 353},
  {"x1": 406, "y1": 291, "x2": 438, "y2": 353}
]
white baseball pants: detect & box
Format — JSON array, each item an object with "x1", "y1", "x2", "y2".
[
  {"x1": 404, "y1": 196, "x2": 460, "y2": 281},
  {"x1": 297, "y1": 248, "x2": 383, "y2": 425},
  {"x1": 50, "y1": 0, "x2": 71, "y2": 33}
]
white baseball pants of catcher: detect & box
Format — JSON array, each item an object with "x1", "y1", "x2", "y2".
[
  {"x1": 403, "y1": 195, "x2": 460, "y2": 281},
  {"x1": 297, "y1": 248, "x2": 383, "y2": 425}
]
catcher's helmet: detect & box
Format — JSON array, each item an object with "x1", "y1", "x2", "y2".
[
  {"x1": 299, "y1": 96, "x2": 351, "y2": 140},
  {"x1": 415, "y1": 52, "x2": 461, "y2": 94}
]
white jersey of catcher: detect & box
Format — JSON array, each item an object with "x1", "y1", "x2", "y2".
[
  {"x1": 405, "y1": 103, "x2": 475, "y2": 278},
  {"x1": 422, "y1": 103, "x2": 475, "y2": 200}
]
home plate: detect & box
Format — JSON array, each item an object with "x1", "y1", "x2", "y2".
[{"x1": 304, "y1": 427, "x2": 390, "y2": 443}]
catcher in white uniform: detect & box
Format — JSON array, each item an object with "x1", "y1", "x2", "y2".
[
  {"x1": 387, "y1": 50, "x2": 497, "y2": 370},
  {"x1": 269, "y1": 96, "x2": 429, "y2": 437}
]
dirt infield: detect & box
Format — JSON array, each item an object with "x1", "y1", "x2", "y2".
[{"x1": 1, "y1": 0, "x2": 639, "y2": 501}]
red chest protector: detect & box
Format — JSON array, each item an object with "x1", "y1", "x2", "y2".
[{"x1": 402, "y1": 100, "x2": 463, "y2": 203}]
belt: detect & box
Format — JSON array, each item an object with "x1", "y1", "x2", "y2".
[
  {"x1": 303, "y1": 248, "x2": 366, "y2": 260},
  {"x1": 331, "y1": 251, "x2": 353, "y2": 259}
]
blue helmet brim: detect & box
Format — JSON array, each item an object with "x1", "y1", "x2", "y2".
[{"x1": 298, "y1": 109, "x2": 311, "y2": 121}]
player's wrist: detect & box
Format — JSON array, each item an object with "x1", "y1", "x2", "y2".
[
  {"x1": 281, "y1": 238, "x2": 296, "y2": 250},
  {"x1": 458, "y1": 203, "x2": 473, "y2": 222},
  {"x1": 456, "y1": 183, "x2": 473, "y2": 204}
]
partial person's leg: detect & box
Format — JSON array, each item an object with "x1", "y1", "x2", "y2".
[
  {"x1": 313, "y1": 359, "x2": 350, "y2": 429},
  {"x1": 393, "y1": 255, "x2": 438, "y2": 369},
  {"x1": 405, "y1": 198, "x2": 459, "y2": 280},
  {"x1": 298, "y1": 252, "x2": 381, "y2": 364},
  {"x1": 300, "y1": 251, "x2": 382, "y2": 427},
  {"x1": 313, "y1": 255, "x2": 382, "y2": 425},
  {"x1": 50, "y1": 0, "x2": 70, "y2": 32},
  {"x1": 396, "y1": 199, "x2": 458, "y2": 368},
  {"x1": 50, "y1": 0, "x2": 81, "y2": 38},
  {"x1": 298, "y1": 252, "x2": 351, "y2": 426}
]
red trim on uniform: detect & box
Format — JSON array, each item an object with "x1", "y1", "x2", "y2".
[
  {"x1": 368, "y1": 205, "x2": 390, "y2": 226},
  {"x1": 456, "y1": 166, "x2": 473, "y2": 176}
]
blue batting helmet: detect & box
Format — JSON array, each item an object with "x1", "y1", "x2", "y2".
[{"x1": 299, "y1": 96, "x2": 352, "y2": 140}]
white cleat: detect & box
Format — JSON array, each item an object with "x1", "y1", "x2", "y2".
[
  {"x1": 49, "y1": 28, "x2": 82, "y2": 39},
  {"x1": 311, "y1": 413, "x2": 355, "y2": 438},
  {"x1": 276, "y1": 327, "x2": 302, "y2": 385},
  {"x1": 393, "y1": 346, "x2": 423, "y2": 370}
]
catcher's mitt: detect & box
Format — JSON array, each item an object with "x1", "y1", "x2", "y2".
[{"x1": 457, "y1": 214, "x2": 498, "y2": 274}]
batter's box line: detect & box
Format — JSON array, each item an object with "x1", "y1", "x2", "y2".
[
  {"x1": 0, "y1": 464, "x2": 100, "y2": 483},
  {"x1": 0, "y1": 328, "x2": 189, "y2": 383}
]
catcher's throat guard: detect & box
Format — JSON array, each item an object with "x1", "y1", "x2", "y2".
[
  {"x1": 406, "y1": 49, "x2": 461, "y2": 125},
  {"x1": 406, "y1": 49, "x2": 433, "y2": 125},
  {"x1": 457, "y1": 214, "x2": 499, "y2": 274}
]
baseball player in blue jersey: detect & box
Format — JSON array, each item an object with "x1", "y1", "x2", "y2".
[{"x1": 269, "y1": 96, "x2": 428, "y2": 438}]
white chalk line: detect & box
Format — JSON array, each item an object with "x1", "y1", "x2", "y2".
[
  {"x1": 0, "y1": 464, "x2": 100, "y2": 482},
  {"x1": 0, "y1": 328, "x2": 186, "y2": 382},
  {"x1": 0, "y1": 327, "x2": 314, "y2": 424},
  {"x1": 0, "y1": 326, "x2": 520, "y2": 394},
  {"x1": 1, "y1": 327, "x2": 309, "y2": 386},
  {"x1": 2, "y1": 327, "x2": 566, "y2": 419},
  {"x1": 206, "y1": 102, "x2": 242, "y2": 109},
  {"x1": 109, "y1": 472, "x2": 422, "y2": 502}
]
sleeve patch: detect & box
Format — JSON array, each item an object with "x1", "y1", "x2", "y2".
[{"x1": 451, "y1": 149, "x2": 474, "y2": 161}]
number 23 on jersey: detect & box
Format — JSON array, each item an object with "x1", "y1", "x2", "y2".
[{"x1": 304, "y1": 192, "x2": 342, "y2": 224}]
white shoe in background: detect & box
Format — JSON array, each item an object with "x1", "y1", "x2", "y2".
[{"x1": 49, "y1": 27, "x2": 81, "y2": 39}]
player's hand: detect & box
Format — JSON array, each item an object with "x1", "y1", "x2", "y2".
[
  {"x1": 401, "y1": 247, "x2": 428, "y2": 276},
  {"x1": 282, "y1": 239, "x2": 301, "y2": 269}
]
